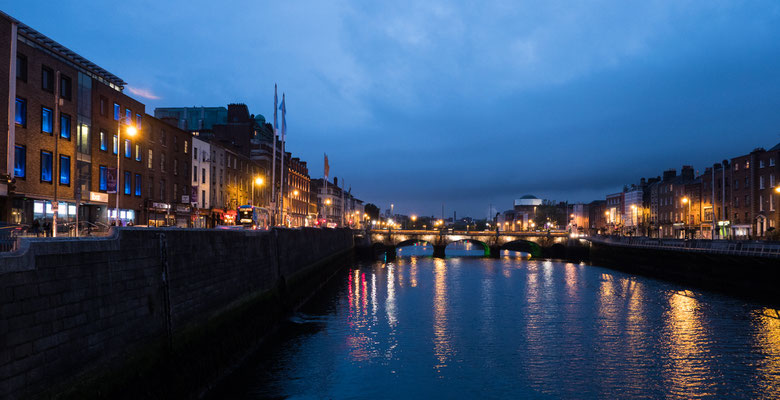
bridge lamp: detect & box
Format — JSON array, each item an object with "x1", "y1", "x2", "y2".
[
  {"x1": 411, "y1": 215, "x2": 417, "y2": 221},
  {"x1": 293, "y1": 190, "x2": 299, "y2": 196},
  {"x1": 682, "y1": 197, "x2": 689, "y2": 204},
  {"x1": 776, "y1": 186, "x2": 780, "y2": 193}
]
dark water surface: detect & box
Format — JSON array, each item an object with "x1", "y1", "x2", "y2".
[{"x1": 213, "y1": 245, "x2": 780, "y2": 399}]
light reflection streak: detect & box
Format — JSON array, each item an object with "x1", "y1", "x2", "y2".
[
  {"x1": 662, "y1": 291, "x2": 713, "y2": 398},
  {"x1": 387, "y1": 264, "x2": 397, "y2": 327},
  {"x1": 433, "y1": 257, "x2": 451, "y2": 370},
  {"x1": 753, "y1": 309, "x2": 780, "y2": 396},
  {"x1": 371, "y1": 272, "x2": 377, "y2": 322},
  {"x1": 410, "y1": 257, "x2": 418, "y2": 287},
  {"x1": 361, "y1": 272, "x2": 367, "y2": 316}
]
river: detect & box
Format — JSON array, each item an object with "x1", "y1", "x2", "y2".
[{"x1": 211, "y1": 244, "x2": 780, "y2": 399}]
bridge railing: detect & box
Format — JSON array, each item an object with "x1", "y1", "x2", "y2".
[{"x1": 587, "y1": 235, "x2": 780, "y2": 258}]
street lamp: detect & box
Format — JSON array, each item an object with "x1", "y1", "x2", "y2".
[
  {"x1": 683, "y1": 197, "x2": 689, "y2": 238},
  {"x1": 252, "y1": 176, "x2": 264, "y2": 206},
  {"x1": 115, "y1": 120, "x2": 137, "y2": 227}
]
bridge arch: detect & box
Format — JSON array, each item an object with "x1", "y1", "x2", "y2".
[
  {"x1": 501, "y1": 240, "x2": 542, "y2": 258},
  {"x1": 445, "y1": 238, "x2": 490, "y2": 257}
]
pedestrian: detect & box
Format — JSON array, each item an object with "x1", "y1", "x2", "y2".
[
  {"x1": 31, "y1": 219, "x2": 40, "y2": 237},
  {"x1": 43, "y1": 220, "x2": 51, "y2": 237}
]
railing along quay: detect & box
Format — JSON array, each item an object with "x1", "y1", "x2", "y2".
[{"x1": 587, "y1": 236, "x2": 780, "y2": 258}]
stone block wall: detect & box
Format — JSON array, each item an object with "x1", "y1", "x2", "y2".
[{"x1": 0, "y1": 227, "x2": 353, "y2": 399}]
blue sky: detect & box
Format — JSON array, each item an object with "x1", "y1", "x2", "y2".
[{"x1": 6, "y1": 1, "x2": 780, "y2": 217}]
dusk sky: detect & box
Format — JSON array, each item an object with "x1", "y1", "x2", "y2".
[{"x1": 7, "y1": 1, "x2": 780, "y2": 218}]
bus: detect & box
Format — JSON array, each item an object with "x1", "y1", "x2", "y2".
[{"x1": 238, "y1": 205, "x2": 271, "y2": 229}]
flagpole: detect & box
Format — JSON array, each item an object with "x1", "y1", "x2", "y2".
[
  {"x1": 279, "y1": 94, "x2": 286, "y2": 226},
  {"x1": 272, "y1": 84, "x2": 278, "y2": 225}
]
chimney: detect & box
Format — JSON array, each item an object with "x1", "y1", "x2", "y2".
[
  {"x1": 681, "y1": 165, "x2": 694, "y2": 180},
  {"x1": 663, "y1": 169, "x2": 677, "y2": 181}
]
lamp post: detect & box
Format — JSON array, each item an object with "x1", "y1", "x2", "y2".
[
  {"x1": 115, "y1": 118, "x2": 137, "y2": 227},
  {"x1": 252, "y1": 176, "x2": 264, "y2": 206},
  {"x1": 682, "y1": 197, "x2": 690, "y2": 239}
]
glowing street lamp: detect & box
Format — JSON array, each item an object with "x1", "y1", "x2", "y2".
[
  {"x1": 252, "y1": 176, "x2": 264, "y2": 206},
  {"x1": 115, "y1": 119, "x2": 138, "y2": 227}
]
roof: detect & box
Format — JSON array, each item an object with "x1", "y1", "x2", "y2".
[
  {"x1": 520, "y1": 194, "x2": 538, "y2": 199},
  {"x1": 770, "y1": 142, "x2": 780, "y2": 151},
  {"x1": 2, "y1": 10, "x2": 126, "y2": 88}
]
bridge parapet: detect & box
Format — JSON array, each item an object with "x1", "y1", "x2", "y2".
[{"x1": 369, "y1": 229, "x2": 568, "y2": 248}]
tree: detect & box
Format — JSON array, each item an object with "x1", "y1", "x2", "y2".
[{"x1": 364, "y1": 203, "x2": 380, "y2": 220}]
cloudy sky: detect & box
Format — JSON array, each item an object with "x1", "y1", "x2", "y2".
[{"x1": 7, "y1": 1, "x2": 780, "y2": 217}]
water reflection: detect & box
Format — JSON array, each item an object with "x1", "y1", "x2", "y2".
[
  {"x1": 215, "y1": 257, "x2": 780, "y2": 399},
  {"x1": 433, "y1": 257, "x2": 451, "y2": 371}
]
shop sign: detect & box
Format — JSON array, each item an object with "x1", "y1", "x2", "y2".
[
  {"x1": 176, "y1": 204, "x2": 191, "y2": 213},
  {"x1": 152, "y1": 202, "x2": 170, "y2": 210},
  {"x1": 717, "y1": 220, "x2": 731, "y2": 226},
  {"x1": 89, "y1": 191, "x2": 109, "y2": 203},
  {"x1": 181, "y1": 195, "x2": 190, "y2": 203}
]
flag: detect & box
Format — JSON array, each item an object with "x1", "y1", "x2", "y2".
[
  {"x1": 273, "y1": 84, "x2": 278, "y2": 132},
  {"x1": 106, "y1": 167, "x2": 118, "y2": 193},
  {"x1": 324, "y1": 153, "x2": 329, "y2": 178},
  {"x1": 279, "y1": 94, "x2": 287, "y2": 135}
]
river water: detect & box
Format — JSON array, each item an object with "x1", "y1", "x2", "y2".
[{"x1": 213, "y1": 244, "x2": 780, "y2": 399}]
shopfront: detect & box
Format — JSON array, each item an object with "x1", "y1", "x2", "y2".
[
  {"x1": 174, "y1": 204, "x2": 191, "y2": 228},
  {"x1": 145, "y1": 201, "x2": 173, "y2": 227}
]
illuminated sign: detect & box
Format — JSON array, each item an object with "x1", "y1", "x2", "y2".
[{"x1": 89, "y1": 191, "x2": 109, "y2": 203}]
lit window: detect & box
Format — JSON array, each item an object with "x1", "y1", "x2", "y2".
[
  {"x1": 124, "y1": 171, "x2": 131, "y2": 195},
  {"x1": 59, "y1": 155, "x2": 70, "y2": 185},
  {"x1": 100, "y1": 130, "x2": 108, "y2": 151},
  {"x1": 135, "y1": 144, "x2": 141, "y2": 161},
  {"x1": 41, "y1": 107, "x2": 53, "y2": 133},
  {"x1": 60, "y1": 114, "x2": 71, "y2": 139},
  {"x1": 114, "y1": 103, "x2": 120, "y2": 120},
  {"x1": 99, "y1": 166, "x2": 108, "y2": 191},
  {"x1": 148, "y1": 149, "x2": 153, "y2": 169},
  {"x1": 135, "y1": 174, "x2": 142, "y2": 196},
  {"x1": 136, "y1": 113, "x2": 142, "y2": 127},
  {"x1": 113, "y1": 135, "x2": 118, "y2": 154},
  {"x1": 15, "y1": 98, "x2": 26, "y2": 126},
  {"x1": 124, "y1": 139, "x2": 132, "y2": 158},
  {"x1": 40, "y1": 151, "x2": 53, "y2": 182},
  {"x1": 14, "y1": 145, "x2": 25, "y2": 178}
]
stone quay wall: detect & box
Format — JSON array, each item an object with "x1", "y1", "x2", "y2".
[{"x1": 0, "y1": 227, "x2": 354, "y2": 399}]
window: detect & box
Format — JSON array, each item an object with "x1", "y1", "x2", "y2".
[
  {"x1": 60, "y1": 114, "x2": 71, "y2": 139},
  {"x1": 41, "y1": 107, "x2": 53, "y2": 134},
  {"x1": 202, "y1": 168, "x2": 205, "y2": 184},
  {"x1": 735, "y1": 197, "x2": 739, "y2": 207},
  {"x1": 135, "y1": 113, "x2": 142, "y2": 127},
  {"x1": 745, "y1": 177, "x2": 749, "y2": 187},
  {"x1": 193, "y1": 166, "x2": 197, "y2": 182},
  {"x1": 113, "y1": 135, "x2": 118, "y2": 154},
  {"x1": 160, "y1": 152, "x2": 166, "y2": 172},
  {"x1": 100, "y1": 130, "x2": 108, "y2": 151},
  {"x1": 160, "y1": 180, "x2": 166, "y2": 201},
  {"x1": 148, "y1": 149, "x2": 153, "y2": 169},
  {"x1": 114, "y1": 103, "x2": 120, "y2": 121},
  {"x1": 135, "y1": 174, "x2": 142, "y2": 196},
  {"x1": 60, "y1": 74, "x2": 72, "y2": 100},
  {"x1": 42, "y1": 66, "x2": 54, "y2": 92},
  {"x1": 99, "y1": 166, "x2": 108, "y2": 191},
  {"x1": 124, "y1": 171, "x2": 131, "y2": 195},
  {"x1": 173, "y1": 159, "x2": 178, "y2": 175},
  {"x1": 14, "y1": 145, "x2": 26, "y2": 178},
  {"x1": 760, "y1": 160, "x2": 765, "y2": 168},
  {"x1": 771, "y1": 174, "x2": 776, "y2": 187},
  {"x1": 194, "y1": 149, "x2": 197, "y2": 160},
  {"x1": 40, "y1": 151, "x2": 53, "y2": 182},
  {"x1": 161, "y1": 130, "x2": 167, "y2": 146},
  {"x1": 184, "y1": 140, "x2": 188, "y2": 154},
  {"x1": 746, "y1": 161, "x2": 750, "y2": 169},
  {"x1": 760, "y1": 176, "x2": 765, "y2": 189},
  {"x1": 174, "y1": 136, "x2": 178, "y2": 152},
  {"x1": 735, "y1": 163, "x2": 739, "y2": 171},
  {"x1": 100, "y1": 96, "x2": 107, "y2": 116},
  {"x1": 735, "y1": 180, "x2": 739, "y2": 190},
  {"x1": 135, "y1": 144, "x2": 141, "y2": 161},
  {"x1": 124, "y1": 139, "x2": 131, "y2": 158},
  {"x1": 174, "y1": 183, "x2": 178, "y2": 201},
  {"x1": 760, "y1": 195, "x2": 764, "y2": 212},
  {"x1": 125, "y1": 109, "x2": 132, "y2": 123},
  {"x1": 771, "y1": 158, "x2": 776, "y2": 167},
  {"x1": 16, "y1": 53, "x2": 27, "y2": 82},
  {"x1": 59, "y1": 155, "x2": 70, "y2": 185},
  {"x1": 15, "y1": 98, "x2": 26, "y2": 126},
  {"x1": 148, "y1": 178, "x2": 154, "y2": 198}
]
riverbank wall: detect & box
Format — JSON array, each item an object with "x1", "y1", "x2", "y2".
[
  {"x1": 0, "y1": 227, "x2": 354, "y2": 399},
  {"x1": 590, "y1": 239, "x2": 780, "y2": 303}
]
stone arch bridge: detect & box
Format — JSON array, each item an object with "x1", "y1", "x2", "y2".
[{"x1": 368, "y1": 229, "x2": 573, "y2": 259}]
